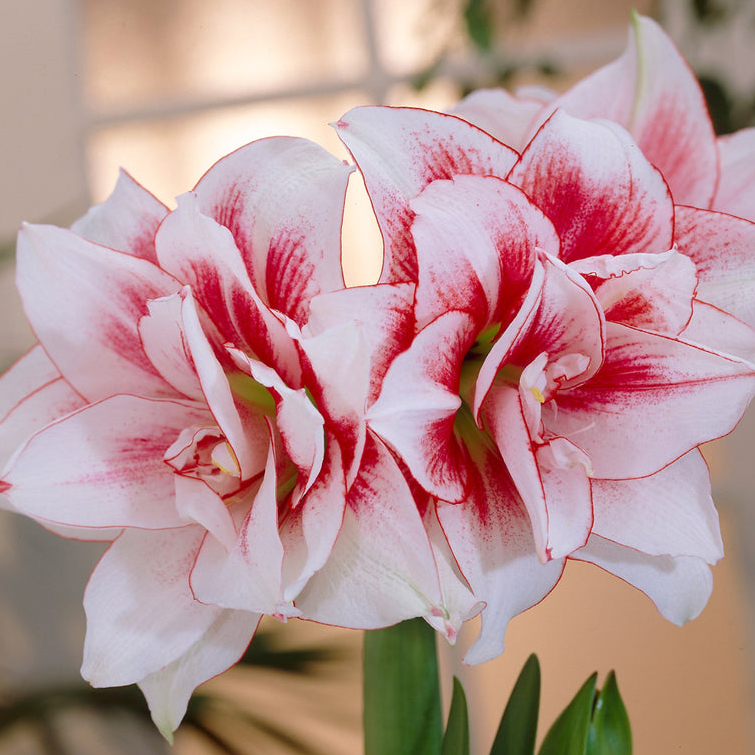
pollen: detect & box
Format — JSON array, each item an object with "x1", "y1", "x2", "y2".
[{"x1": 530, "y1": 385, "x2": 546, "y2": 404}]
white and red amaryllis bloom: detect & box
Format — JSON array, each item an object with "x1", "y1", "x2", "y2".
[
  {"x1": 452, "y1": 12, "x2": 755, "y2": 328},
  {"x1": 0, "y1": 138, "x2": 461, "y2": 736},
  {"x1": 335, "y1": 97, "x2": 755, "y2": 663}
]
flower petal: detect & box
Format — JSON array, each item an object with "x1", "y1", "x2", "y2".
[
  {"x1": 70, "y1": 170, "x2": 168, "y2": 262},
  {"x1": 570, "y1": 249, "x2": 696, "y2": 335},
  {"x1": 450, "y1": 87, "x2": 554, "y2": 153},
  {"x1": 508, "y1": 110, "x2": 674, "y2": 263},
  {"x1": 436, "y1": 452, "x2": 564, "y2": 665},
  {"x1": 154, "y1": 193, "x2": 301, "y2": 386},
  {"x1": 82, "y1": 526, "x2": 221, "y2": 687},
  {"x1": 191, "y1": 442, "x2": 291, "y2": 617},
  {"x1": 16, "y1": 224, "x2": 181, "y2": 401},
  {"x1": 138, "y1": 608, "x2": 260, "y2": 740},
  {"x1": 549, "y1": 322, "x2": 755, "y2": 478},
  {"x1": 481, "y1": 384, "x2": 593, "y2": 561},
  {"x1": 278, "y1": 435, "x2": 347, "y2": 602},
  {"x1": 591, "y1": 449, "x2": 722, "y2": 563},
  {"x1": 295, "y1": 434, "x2": 444, "y2": 628},
  {"x1": 410, "y1": 175, "x2": 553, "y2": 328},
  {"x1": 336, "y1": 106, "x2": 518, "y2": 284},
  {"x1": 367, "y1": 310, "x2": 477, "y2": 502},
  {"x1": 714, "y1": 127, "x2": 755, "y2": 220},
  {"x1": 551, "y1": 13, "x2": 718, "y2": 206},
  {"x1": 193, "y1": 137, "x2": 352, "y2": 325},
  {"x1": 573, "y1": 534, "x2": 713, "y2": 625},
  {"x1": 305, "y1": 282, "x2": 416, "y2": 406},
  {"x1": 4, "y1": 395, "x2": 210, "y2": 530},
  {"x1": 674, "y1": 205, "x2": 755, "y2": 329}
]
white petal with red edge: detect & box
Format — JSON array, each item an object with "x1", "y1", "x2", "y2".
[
  {"x1": 549, "y1": 322, "x2": 755, "y2": 478},
  {"x1": 295, "y1": 435, "x2": 443, "y2": 628},
  {"x1": 174, "y1": 475, "x2": 237, "y2": 553},
  {"x1": 551, "y1": 14, "x2": 718, "y2": 207},
  {"x1": 482, "y1": 384, "x2": 593, "y2": 562},
  {"x1": 138, "y1": 608, "x2": 260, "y2": 740},
  {"x1": 191, "y1": 442, "x2": 293, "y2": 617},
  {"x1": 82, "y1": 526, "x2": 221, "y2": 687},
  {"x1": 450, "y1": 88, "x2": 552, "y2": 153},
  {"x1": 674, "y1": 206, "x2": 755, "y2": 329},
  {"x1": 410, "y1": 175, "x2": 554, "y2": 328},
  {"x1": 508, "y1": 111, "x2": 674, "y2": 263},
  {"x1": 714, "y1": 127, "x2": 755, "y2": 221},
  {"x1": 230, "y1": 349, "x2": 325, "y2": 498},
  {"x1": 71, "y1": 169, "x2": 168, "y2": 262},
  {"x1": 4, "y1": 395, "x2": 210, "y2": 530},
  {"x1": 138, "y1": 294, "x2": 205, "y2": 403},
  {"x1": 572, "y1": 249, "x2": 697, "y2": 335},
  {"x1": 16, "y1": 224, "x2": 181, "y2": 401},
  {"x1": 423, "y1": 502, "x2": 485, "y2": 643},
  {"x1": 573, "y1": 534, "x2": 712, "y2": 625},
  {"x1": 154, "y1": 193, "x2": 301, "y2": 386},
  {"x1": 193, "y1": 137, "x2": 351, "y2": 325},
  {"x1": 436, "y1": 452, "x2": 564, "y2": 665},
  {"x1": 305, "y1": 282, "x2": 416, "y2": 405},
  {"x1": 336, "y1": 106, "x2": 519, "y2": 284},
  {"x1": 591, "y1": 449, "x2": 722, "y2": 563},
  {"x1": 278, "y1": 435, "x2": 347, "y2": 602},
  {"x1": 177, "y1": 290, "x2": 269, "y2": 481},
  {"x1": 367, "y1": 310, "x2": 477, "y2": 502},
  {"x1": 680, "y1": 301, "x2": 755, "y2": 366}
]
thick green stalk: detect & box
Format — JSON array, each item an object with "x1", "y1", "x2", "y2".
[{"x1": 363, "y1": 619, "x2": 443, "y2": 755}]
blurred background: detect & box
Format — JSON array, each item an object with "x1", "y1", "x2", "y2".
[{"x1": 1, "y1": 0, "x2": 755, "y2": 752}]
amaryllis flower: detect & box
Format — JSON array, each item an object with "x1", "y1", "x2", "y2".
[
  {"x1": 335, "y1": 98, "x2": 755, "y2": 663},
  {"x1": 452, "y1": 12, "x2": 755, "y2": 327},
  {"x1": 0, "y1": 138, "x2": 459, "y2": 736}
]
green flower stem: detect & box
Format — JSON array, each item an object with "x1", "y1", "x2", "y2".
[{"x1": 363, "y1": 619, "x2": 443, "y2": 755}]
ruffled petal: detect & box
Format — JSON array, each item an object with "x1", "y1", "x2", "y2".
[
  {"x1": 295, "y1": 434, "x2": 444, "y2": 628},
  {"x1": 591, "y1": 449, "x2": 722, "y2": 563},
  {"x1": 4, "y1": 395, "x2": 210, "y2": 530},
  {"x1": 191, "y1": 442, "x2": 292, "y2": 617},
  {"x1": 549, "y1": 322, "x2": 755, "y2": 478},
  {"x1": 82, "y1": 526, "x2": 220, "y2": 687},
  {"x1": 335, "y1": 106, "x2": 518, "y2": 284},
  {"x1": 436, "y1": 451, "x2": 564, "y2": 665},
  {"x1": 674, "y1": 205, "x2": 755, "y2": 329},
  {"x1": 570, "y1": 249, "x2": 696, "y2": 335},
  {"x1": 154, "y1": 193, "x2": 301, "y2": 386},
  {"x1": 573, "y1": 534, "x2": 713, "y2": 625},
  {"x1": 367, "y1": 310, "x2": 477, "y2": 502},
  {"x1": 70, "y1": 169, "x2": 168, "y2": 262},
  {"x1": 482, "y1": 384, "x2": 593, "y2": 561},
  {"x1": 193, "y1": 137, "x2": 352, "y2": 325},
  {"x1": 305, "y1": 282, "x2": 416, "y2": 406},
  {"x1": 410, "y1": 175, "x2": 553, "y2": 328},
  {"x1": 16, "y1": 224, "x2": 181, "y2": 401},
  {"x1": 278, "y1": 435, "x2": 347, "y2": 602},
  {"x1": 138, "y1": 608, "x2": 260, "y2": 740},
  {"x1": 508, "y1": 111, "x2": 674, "y2": 263}
]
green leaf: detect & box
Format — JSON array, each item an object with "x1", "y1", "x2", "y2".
[
  {"x1": 363, "y1": 619, "x2": 442, "y2": 755},
  {"x1": 442, "y1": 678, "x2": 470, "y2": 755},
  {"x1": 538, "y1": 672, "x2": 597, "y2": 755},
  {"x1": 490, "y1": 654, "x2": 540, "y2": 755},
  {"x1": 586, "y1": 672, "x2": 632, "y2": 755},
  {"x1": 463, "y1": 0, "x2": 494, "y2": 52}
]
